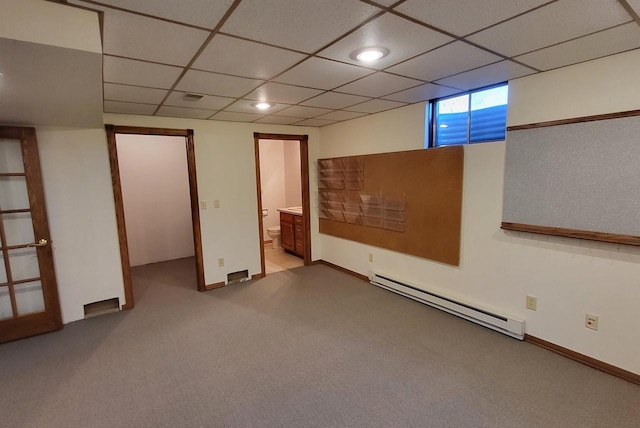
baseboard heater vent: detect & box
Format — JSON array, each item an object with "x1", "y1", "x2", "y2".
[
  {"x1": 370, "y1": 273, "x2": 525, "y2": 340},
  {"x1": 227, "y1": 269, "x2": 250, "y2": 285}
]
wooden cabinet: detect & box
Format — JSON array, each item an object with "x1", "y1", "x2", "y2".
[{"x1": 280, "y1": 212, "x2": 304, "y2": 257}]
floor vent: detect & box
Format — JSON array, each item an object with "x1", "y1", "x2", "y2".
[
  {"x1": 227, "y1": 269, "x2": 250, "y2": 285},
  {"x1": 370, "y1": 273, "x2": 525, "y2": 340},
  {"x1": 84, "y1": 297, "x2": 120, "y2": 319}
]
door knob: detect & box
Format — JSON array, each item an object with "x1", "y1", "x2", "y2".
[{"x1": 27, "y1": 238, "x2": 48, "y2": 247}]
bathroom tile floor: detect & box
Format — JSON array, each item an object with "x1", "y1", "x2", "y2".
[{"x1": 264, "y1": 244, "x2": 304, "y2": 274}]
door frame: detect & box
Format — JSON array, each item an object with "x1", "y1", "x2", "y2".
[
  {"x1": 105, "y1": 125, "x2": 205, "y2": 310},
  {"x1": 0, "y1": 126, "x2": 62, "y2": 342},
  {"x1": 253, "y1": 132, "x2": 311, "y2": 277}
]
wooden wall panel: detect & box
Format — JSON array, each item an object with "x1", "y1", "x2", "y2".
[{"x1": 319, "y1": 146, "x2": 463, "y2": 266}]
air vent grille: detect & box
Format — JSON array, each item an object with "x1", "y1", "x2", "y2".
[{"x1": 183, "y1": 93, "x2": 204, "y2": 101}]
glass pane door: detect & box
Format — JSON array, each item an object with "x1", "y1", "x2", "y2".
[
  {"x1": 0, "y1": 137, "x2": 45, "y2": 318},
  {"x1": 0, "y1": 127, "x2": 61, "y2": 343}
]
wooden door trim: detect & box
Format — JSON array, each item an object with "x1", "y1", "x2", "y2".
[
  {"x1": 22, "y1": 128, "x2": 62, "y2": 326},
  {"x1": 105, "y1": 125, "x2": 206, "y2": 311},
  {"x1": 253, "y1": 132, "x2": 312, "y2": 278},
  {"x1": 253, "y1": 135, "x2": 266, "y2": 278}
]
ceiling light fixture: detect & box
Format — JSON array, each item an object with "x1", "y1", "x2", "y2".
[
  {"x1": 351, "y1": 47, "x2": 389, "y2": 63},
  {"x1": 253, "y1": 102, "x2": 272, "y2": 110}
]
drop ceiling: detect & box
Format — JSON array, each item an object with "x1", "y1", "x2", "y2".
[{"x1": 67, "y1": 0, "x2": 640, "y2": 126}]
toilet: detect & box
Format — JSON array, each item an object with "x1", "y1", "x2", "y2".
[{"x1": 266, "y1": 226, "x2": 281, "y2": 249}]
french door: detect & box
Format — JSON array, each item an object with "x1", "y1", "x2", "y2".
[{"x1": 0, "y1": 127, "x2": 61, "y2": 343}]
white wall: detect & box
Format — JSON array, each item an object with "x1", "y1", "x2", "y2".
[
  {"x1": 283, "y1": 141, "x2": 302, "y2": 207},
  {"x1": 36, "y1": 127, "x2": 124, "y2": 323},
  {"x1": 36, "y1": 116, "x2": 319, "y2": 323},
  {"x1": 117, "y1": 134, "x2": 194, "y2": 266},
  {"x1": 318, "y1": 51, "x2": 640, "y2": 375},
  {"x1": 103, "y1": 114, "x2": 321, "y2": 286},
  {"x1": 259, "y1": 139, "x2": 286, "y2": 241}
]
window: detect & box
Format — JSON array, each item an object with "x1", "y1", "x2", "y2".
[{"x1": 428, "y1": 84, "x2": 509, "y2": 147}]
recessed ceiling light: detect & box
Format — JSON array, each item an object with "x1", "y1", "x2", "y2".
[
  {"x1": 253, "y1": 102, "x2": 272, "y2": 110},
  {"x1": 351, "y1": 47, "x2": 389, "y2": 63}
]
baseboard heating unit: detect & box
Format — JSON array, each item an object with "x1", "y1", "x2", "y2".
[{"x1": 370, "y1": 273, "x2": 525, "y2": 340}]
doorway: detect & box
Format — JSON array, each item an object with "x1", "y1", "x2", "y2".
[
  {"x1": 105, "y1": 126, "x2": 205, "y2": 310},
  {"x1": 253, "y1": 133, "x2": 311, "y2": 277}
]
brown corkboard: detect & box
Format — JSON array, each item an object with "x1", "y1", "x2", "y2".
[{"x1": 319, "y1": 146, "x2": 463, "y2": 266}]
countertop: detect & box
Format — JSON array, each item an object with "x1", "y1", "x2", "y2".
[{"x1": 277, "y1": 207, "x2": 303, "y2": 215}]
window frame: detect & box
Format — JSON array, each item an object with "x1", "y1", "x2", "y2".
[{"x1": 427, "y1": 82, "x2": 509, "y2": 148}]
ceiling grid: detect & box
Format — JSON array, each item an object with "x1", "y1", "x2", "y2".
[{"x1": 64, "y1": 0, "x2": 640, "y2": 126}]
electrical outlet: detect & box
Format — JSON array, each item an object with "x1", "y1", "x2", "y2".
[
  {"x1": 213, "y1": 200, "x2": 220, "y2": 208},
  {"x1": 525, "y1": 295, "x2": 537, "y2": 311},
  {"x1": 368, "y1": 253, "x2": 374, "y2": 263},
  {"x1": 200, "y1": 200, "x2": 207, "y2": 210},
  {"x1": 585, "y1": 314, "x2": 599, "y2": 331},
  {"x1": 218, "y1": 258, "x2": 224, "y2": 267}
]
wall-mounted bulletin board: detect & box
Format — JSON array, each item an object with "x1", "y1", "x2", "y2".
[
  {"x1": 318, "y1": 146, "x2": 464, "y2": 266},
  {"x1": 502, "y1": 110, "x2": 640, "y2": 245}
]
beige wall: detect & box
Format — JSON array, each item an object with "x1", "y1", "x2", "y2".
[
  {"x1": 102, "y1": 114, "x2": 321, "y2": 287},
  {"x1": 36, "y1": 127, "x2": 124, "y2": 323},
  {"x1": 508, "y1": 49, "x2": 640, "y2": 126},
  {"x1": 35, "y1": 116, "x2": 319, "y2": 323},
  {"x1": 319, "y1": 50, "x2": 640, "y2": 375},
  {"x1": 117, "y1": 134, "x2": 194, "y2": 266},
  {"x1": 283, "y1": 141, "x2": 302, "y2": 208},
  {"x1": 259, "y1": 139, "x2": 286, "y2": 240}
]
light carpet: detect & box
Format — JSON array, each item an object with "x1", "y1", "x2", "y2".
[{"x1": 1, "y1": 257, "x2": 638, "y2": 427}]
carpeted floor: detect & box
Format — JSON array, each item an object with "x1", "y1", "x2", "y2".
[{"x1": 1, "y1": 257, "x2": 638, "y2": 427}]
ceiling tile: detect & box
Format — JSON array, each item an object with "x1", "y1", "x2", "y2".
[
  {"x1": 156, "y1": 106, "x2": 215, "y2": 119},
  {"x1": 382, "y1": 83, "x2": 461, "y2": 103},
  {"x1": 244, "y1": 82, "x2": 324, "y2": 104},
  {"x1": 274, "y1": 106, "x2": 334, "y2": 118},
  {"x1": 193, "y1": 34, "x2": 307, "y2": 79},
  {"x1": 224, "y1": 99, "x2": 290, "y2": 114},
  {"x1": 386, "y1": 41, "x2": 501, "y2": 81},
  {"x1": 220, "y1": 0, "x2": 380, "y2": 53},
  {"x1": 274, "y1": 57, "x2": 374, "y2": 90},
  {"x1": 301, "y1": 92, "x2": 371, "y2": 109},
  {"x1": 336, "y1": 72, "x2": 423, "y2": 97},
  {"x1": 103, "y1": 56, "x2": 183, "y2": 89},
  {"x1": 211, "y1": 111, "x2": 265, "y2": 122},
  {"x1": 97, "y1": 7, "x2": 210, "y2": 66},
  {"x1": 318, "y1": 13, "x2": 452, "y2": 69},
  {"x1": 176, "y1": 70, "x2": 264, "y2": 98},
  {"x1": 468, "y1": 0, "x2": 632, "y2": 57},
  {"x1": 88, "y1": 0, "x2": 235, "y2": 29},
  {"x1": 103, "y1": 83, "x2": 168, "y2": 104},
  {"x1": 395, "y1": 0, "x2": 550, "y2": 36},
  {"x1": 254, "y1": 116, "x2": 303, "y2": 125},
  {"x1": 346, "y1": 99, "x2": 407, "y2": 114},
  {"x1": 435, "y1": 60, "x2": 536, "y2": 90},
  {"x1": 515, "y1": 23, "x2": 640, "y2": 71},
  {"x1": 315, "y1": 111, "x2": 367, "y2": 121},
  {"x1": 104, "y1": 101, "x2": 157, "y2": 115},
  {"x1": 164, "y1": 91, "x2": 235, "y2": 110},
  {"x1": 295, "y1": 118, "x2": 338, "y2": 127}
]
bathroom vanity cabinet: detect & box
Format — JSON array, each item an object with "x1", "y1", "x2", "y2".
[{"x1": 280, "y1": 212, "x2": 304, "y2": 257}]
